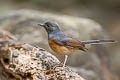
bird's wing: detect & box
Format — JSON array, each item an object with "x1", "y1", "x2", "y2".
[{"x1": 53, "y1": 37, "x2": 85, "y2": 49}]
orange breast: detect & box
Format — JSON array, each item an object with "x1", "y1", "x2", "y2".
[{"x1": 48, "y1": 39, "x2": 77, "y2": 55}]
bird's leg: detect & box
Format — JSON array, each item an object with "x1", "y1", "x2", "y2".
[{"x1": 63, "y1": 55, "x2": 68, "y2": 68}]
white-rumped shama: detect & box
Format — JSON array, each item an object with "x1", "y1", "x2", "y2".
[{"x1": 38, "y1": 22, "x2": 116, "y2": 68}]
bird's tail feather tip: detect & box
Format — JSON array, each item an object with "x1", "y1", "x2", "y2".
[
  {"x1": 112, "y1": 40, "x2": 117, "y2": 42},
  {"x1": 106, "y1": 40, "x2": 117, "y2": 43}
]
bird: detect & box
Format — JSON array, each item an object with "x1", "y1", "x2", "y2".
[{"x1": 38, "y1": 22, "x2": 116, "y2": 68}]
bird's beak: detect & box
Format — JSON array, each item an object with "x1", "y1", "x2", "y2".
[{"x1": 38, "y1": 24, "x2": 45, "y2": 27}]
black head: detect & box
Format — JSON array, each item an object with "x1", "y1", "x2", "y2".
[{"x1": 38, "y1": 22, "x2": 61, "y2": 34}]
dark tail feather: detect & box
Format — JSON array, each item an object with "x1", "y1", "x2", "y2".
[{"x1": 81, "y1": 40, "x2": 116, "y2": 44}]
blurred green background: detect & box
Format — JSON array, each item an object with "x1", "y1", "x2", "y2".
[{"x1": 0, "y1": 0, "x2": 120, "y2": 80}]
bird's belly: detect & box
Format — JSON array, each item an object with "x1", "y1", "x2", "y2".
[{"x1": 48, "y1": 41, "x2": 76, "y2": 55}]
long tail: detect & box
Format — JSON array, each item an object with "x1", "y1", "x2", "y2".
[{"x1": 81, "y1": 40, "x2": 116, "y2": 44}]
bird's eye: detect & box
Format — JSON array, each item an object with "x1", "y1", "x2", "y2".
[{"x1": 47, "y1": 24, "x2": 50, "y2": 27}]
